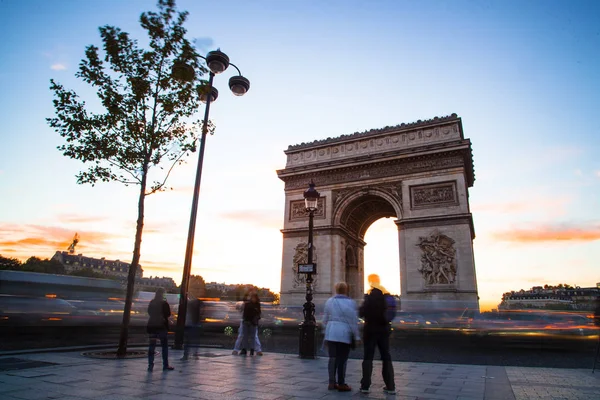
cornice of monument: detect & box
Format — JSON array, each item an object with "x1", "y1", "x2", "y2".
[
  {"x1": 278, "y1": 138, "x2": 471, "y2": 175},
  {"x1": 285, "y1": 113, "x2": 461, "y2": 153},
  {"x1": 278, "y1": 146, "x2": 475, "y2": 189}
]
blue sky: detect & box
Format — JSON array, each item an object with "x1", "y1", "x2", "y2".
[{"x1": 0, "y1": 0, "x2": 599, "y2": 310}]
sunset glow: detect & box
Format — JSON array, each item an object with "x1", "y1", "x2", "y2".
[{"x1": 0, "y1": 0, "x2": 598, "y2": 311}]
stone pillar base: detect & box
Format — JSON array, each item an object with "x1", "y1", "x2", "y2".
[{"x1": 400, "y1": 292, "x2": 479, "y2": 315}]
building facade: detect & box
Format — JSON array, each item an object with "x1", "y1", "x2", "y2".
[
  {"x1": 500, "y1": 284, "x2": 600, "y2": 310},
  {"x1": 52, "y1": 251, "x2": 143, "y2": 279}
]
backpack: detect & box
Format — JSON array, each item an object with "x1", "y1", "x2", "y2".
[{"x1": 384, "y1": 294, "x2": 396, "y2": 323}]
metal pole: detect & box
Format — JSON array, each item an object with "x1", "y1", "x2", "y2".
[
  {"x1": 299, "y1": 209, "x2": 317, "y2": 358},
  {"x1": 306, "y1": 209, "x2": 314, "y2": 320},
  {"x1": 174, "y1": 72, "x2": 215, "y2": 349}
]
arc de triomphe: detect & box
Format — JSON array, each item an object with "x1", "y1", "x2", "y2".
[{"x1": 277, "y1": 114, "x2": 479, "y2": 312}]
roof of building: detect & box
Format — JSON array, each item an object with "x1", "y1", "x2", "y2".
[{"x1": 54, "y1": 251, "x2": 142, "y2": 271}]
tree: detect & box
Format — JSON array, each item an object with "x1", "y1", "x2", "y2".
[
  {"x1": 204, "y1": 287, "x2": 222, "y2": 299},
  {"x1": 47, "y1": 0, "x2": 209, "y2": 356},
  {"x1": 188, "y1": 275, "x2": 205, "y2": 298},
  {"x1": 0, "y1": 255, "x2": 22, "y2": 270},
  {"x1": 22, "y1": 257, "x2": 66, "y2": 275}
]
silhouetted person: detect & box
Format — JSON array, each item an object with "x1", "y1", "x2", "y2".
[
  {"x1": 146, "y1": 288, "x2": 174, "y2": 371},
  {"x1": 240, "y1": 291, "x2": 261, "y2": 356},
  {"x1": 359, "y1": 274, "x2": 395, "y2": 394},
  {"x1": 232, "y1": 291, "x2": 263, "y2": 355}
]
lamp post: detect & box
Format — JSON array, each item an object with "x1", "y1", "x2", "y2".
[
  {"x1": 174, "y1": 49, "x2": 250, "y2": 349},
  {"x1": 299, "y1": 181, "x2": 320, "y2": 359}
]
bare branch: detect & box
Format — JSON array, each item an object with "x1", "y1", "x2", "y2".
[{"x1": 146, "y1": 149, "x2": 188, "y2": 195}]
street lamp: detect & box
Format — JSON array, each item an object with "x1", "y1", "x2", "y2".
[
  {"x1": 299, "y1": 181, "x2": 320, "y2": 359},
  {"x1": 174, "y1": 49, "x2": 250, "y2": 349}
]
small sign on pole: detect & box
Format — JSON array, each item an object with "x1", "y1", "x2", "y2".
[{"x1": 298, "y1": 263, "x2": 317, "y2": 274}]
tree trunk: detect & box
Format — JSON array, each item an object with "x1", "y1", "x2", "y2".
[{"x1": 117, "y1": 168, "x2": 147, "y2": 357}]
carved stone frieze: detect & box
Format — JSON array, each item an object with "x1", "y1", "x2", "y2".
[
  {"x1": 416, "y1": 230, "x2": 457, "y2": 285},
  {"x1": 289, "y1": 197, "x2": 326, "y2": 221},
  {"x1": 332, "y1": 188, "x2": 354, "y2": 211},
  {"x1": 285, "y1": 115, "x2": 461, "y2": 164},
  {"x1": 292, "y1": 242, "x2": 318, "y2": 288},
  {"x1": 378, "y1": 183, "x2": 403, "y2": 205},
  {"x1": 410, "y1": 181, "x2": 458, "y2": 209},
  {"x1": 283, "y1": 154, "x2": 465, "y2": 190}
]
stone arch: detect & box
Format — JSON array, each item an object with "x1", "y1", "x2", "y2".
[
  {"x1": 278, "y1": 114, "x2": 479, "y2": 313},
  {"x1": 333, "y1": 188, "x2": 402, "y2": 240}
]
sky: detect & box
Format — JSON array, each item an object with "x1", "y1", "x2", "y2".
[{"x1": 0, "y1": 0, "x2": 599, "y2": 311}]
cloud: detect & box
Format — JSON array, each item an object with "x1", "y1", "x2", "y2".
[
  {"x1": 492, "y1": 223, "x2": 600, "y2": 243},
  {"x1": 138, "y1": 259, "x2": 182, "y2": 277},
  {"x1": 471, "y1": 196, "x2": 571, "y2": 215},
  {"x1": 0, "y1": 223, "x2": 125, "y2": 260},
  {"x1": 50, "y1": 63, "x2": 67, "y2": 71},
  {"x1": 595, "y1": 170, "x2": 600, "y2": 178},
  {"x1": 56, "y1": 214, "x2": 108, "y2": 224},
  {"x1": 471, "y1": 201, "x2": 533, "y2": 214},
  {"x1": 219, "y1": 210, "x2": 282, "y2": 229}
]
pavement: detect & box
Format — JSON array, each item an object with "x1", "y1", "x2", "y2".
[{"x1": 0, "y1": 347, "x2": 599, "y2": 400}]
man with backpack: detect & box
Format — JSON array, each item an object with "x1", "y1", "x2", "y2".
[{"x1": 359, "y1": 274, "x2": 396, "y2": 395}]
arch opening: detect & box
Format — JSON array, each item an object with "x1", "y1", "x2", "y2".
[
  {"x1": 363, "y1": 218, "x2": 401, "y2": 297},
  {"x1": 338, "y1": 194, "x2": 398, "y2": 240},
  {"x1": 338, "y1": 194, "x2": 400, "y2": 299}
]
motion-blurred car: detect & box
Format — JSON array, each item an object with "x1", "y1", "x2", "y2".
[
  {"x1": 464, "y1": 310, "x2": 599, "y2": 340},
  {"x1": 391, "y1": 312, "x2": 438, "y2": 329},
  {"x1": 0, "y1": 294, "x2": 77, "y2": 326}
]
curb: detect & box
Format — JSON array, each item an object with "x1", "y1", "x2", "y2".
[{"x1": 0, "y1": 343, "x2": 225, "y2": 357}]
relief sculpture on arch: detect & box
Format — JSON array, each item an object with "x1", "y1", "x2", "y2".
[{"x1": 416, "y1": 230, "x2": 457, "y2": 285}]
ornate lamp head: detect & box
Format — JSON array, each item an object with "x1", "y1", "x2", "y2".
[{"x1": 303, "y1": 181, "x2": 320, "y2": 211}]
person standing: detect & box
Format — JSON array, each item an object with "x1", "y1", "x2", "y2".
[
  {"x1": 359, "y1": 274, "x2": 395, "y2": 394},
  {"x1": 322, "y1": 282, "x2": 360, "y2": 392},
  {"x1": 232, "y1": 292, "x2": 263, "y2": 356},
  {"x1": 182, "y1": 297, "x2": 203, "y2": 360},
  {"x1": 146, "y1": 288, "x2": 174, "y2": 371},
  {"x1": 240, "y1": 291, "x2": 262, "y2": 356}
]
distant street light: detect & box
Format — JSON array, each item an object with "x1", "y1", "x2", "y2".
[
  {"x1": 299, "y1": 181, "x2": 320, "y2": 359},
  {"x1": 174, "y1": 49, "x2": 250, "y2": 349}
]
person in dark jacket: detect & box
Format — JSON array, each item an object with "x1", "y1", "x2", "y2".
[
  {"x1": 359, "y1": 274, "x2": 395, "y2": 394},
  {"x1": 240, "y1": 291, "x2": 261, "y2": 356},
  {"x1": 146, "y1": 288, "x2": 174, "y2": 371}
]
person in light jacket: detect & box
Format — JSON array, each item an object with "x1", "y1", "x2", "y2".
[{"x1": 322, "y1": 282, "x2": 360, "y2": 392}]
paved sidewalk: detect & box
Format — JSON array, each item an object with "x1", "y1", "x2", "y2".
[{"x1": 0, "y1": 348, "x2": 599, "y2": 400}]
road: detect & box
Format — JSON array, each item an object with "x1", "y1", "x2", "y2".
[{"x1": 1, "y1": 325, "x2": 597, "y2": 369}]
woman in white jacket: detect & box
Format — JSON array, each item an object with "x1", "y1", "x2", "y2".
[{"x1": 322, "y1": 282, "x2": 360, "y2": 392}]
